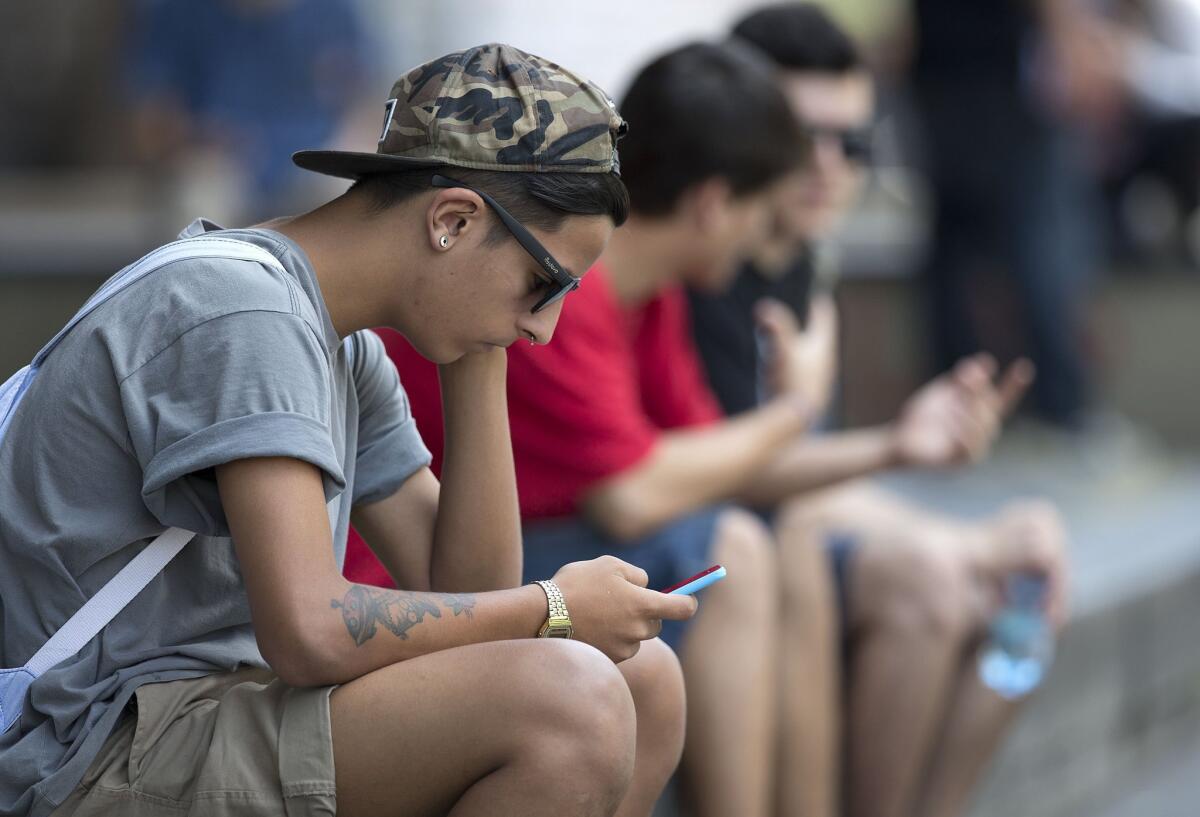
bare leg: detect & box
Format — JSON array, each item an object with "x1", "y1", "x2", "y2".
[
  {"x1": 615, "y1": 638, "x2": 689, "y2": 817},
  {"x1": 782, "y1": 483, "x2": 974, "y2": 817},
  {"x1": 678, "y1": 509, "x2": 780, "y2": 817},
  {"x1": 913, "y1": 660, "x2": 1022, "y2": 817},
  {"x1": 773, "y1": 499, "x2": 843, "y2": 817},
  {"x1": 914, "y1": 501, "x2": 1068, "y2": 817},
  {"x1": 783, "y1": 481, "x2": 959, "y2": 545},
  {"x1": 786, "y1": 483, "x2": 1066, "y2": 817},
  {"x1": 845, "y1": 526, "x2": 974, "y2": 817},
  {"x1": 331, "y1": 638, "x2": 639, "y2": 817}
]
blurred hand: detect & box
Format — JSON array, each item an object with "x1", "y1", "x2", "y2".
[
  {"x1": 550, "y1": 555, "x2": 697, "y2": 663},
  {"x1": 755, "y1": 294, "x2": 838, "y2": 414},
  {"x1": 973, "y1": 499, "x2": 1070, "y2": 631},
  {"x1": 891, "y1": 354, "x2": 1034, "y2": 469}
]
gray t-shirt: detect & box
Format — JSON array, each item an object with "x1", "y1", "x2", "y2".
[{"x1": 0, "y1": 219, "x2": 431, "y2": 817}]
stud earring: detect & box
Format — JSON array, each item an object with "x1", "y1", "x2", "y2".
[{"x1": 439, "y1": 235, "x2": 449, "y2": 248}]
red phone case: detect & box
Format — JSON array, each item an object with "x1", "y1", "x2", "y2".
[{"x1": 660, "y1": 564, "x2": 724, "y2": 594}]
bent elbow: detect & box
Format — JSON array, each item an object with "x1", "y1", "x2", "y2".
[
  {"x1": 256, "y1": 623, "x2": 342, "y2": 688},
  {"x1": 259, "y1": 642, "x2": 316, "y2": 688},
  {"x1": 582, "y1": 484, "x2": 664, "y2": 543}
]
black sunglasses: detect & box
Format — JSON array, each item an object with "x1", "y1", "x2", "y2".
[
  {"x1": 807, "y1": 127, "x2": 873, "y2": 164},
  {"x1": 431, "y1": 174, "x2": 580, "y2": 313}
]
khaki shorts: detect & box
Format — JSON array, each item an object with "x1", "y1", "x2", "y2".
[{"x1": 50, "y1": 667, "x2": 337, "y2": 817}]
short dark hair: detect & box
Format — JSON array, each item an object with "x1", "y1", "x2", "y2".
[
  {"x1": 617, "y1": 40, "x2": 806, "y2": 216},
  {"x1": 732, "y1": 3, "x2": 864, "y2": 73},
  {"x1": 350, "y1": 167, "x2": 629, "y2": 244}
]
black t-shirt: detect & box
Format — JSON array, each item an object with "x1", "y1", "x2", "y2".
[{"x1": 687, "y1": 254, "x2": 814, "y2": 417}]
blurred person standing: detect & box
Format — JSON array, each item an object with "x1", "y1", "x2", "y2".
[
  {"x1": 684, "y1": 6, "x2": 1070, "y2": 817},
  {"x1": 125, "y1": 0, "x2": 370, "y2": 222},
  {"x1": 909, "y1": 0, "x2": 1122, "y2": 428}
]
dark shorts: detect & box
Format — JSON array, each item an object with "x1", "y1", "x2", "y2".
[
  {"x1": 522, "y1": 508, "x2": 860, "y2": 655},
  {"x1": 825, "y1": 532, "x2": 859, "y2": 662},
  {"x1": 523, "y1": 508, "x2": 725, "y2": 653}
]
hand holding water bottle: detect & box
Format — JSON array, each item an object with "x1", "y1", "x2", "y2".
[
  {"x1": 982, "y1": 500, "x2": 1070, "y2": 629},
  {"x1": 975, "y1": 500, "x2": 1070, "y2": 699},
  {"x1": 978, "y1": 573, "x2": 1057, "y2": 699}
]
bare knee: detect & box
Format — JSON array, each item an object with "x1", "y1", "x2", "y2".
[
  {"x1": 775, "y1": 481, "x2": 883, "y2": 532},
  {"x1": 709, "y1": 508, "x2": 778, "y2": 615},
  {"x1": 521, "y1": 640, "x2": 638, "y2": 807},
  {"x1": 773, "y1": 502, "x2": 839, "y2": 617},
  {"x1": 621, "y1": 637, "x2": 686, "y2": 753},
  {"x1": 329, "y1": 640, "x2": 637, "y2": 817},
  {"x1": 858, "y1": 537, "x2": 972, "y2": 641}
]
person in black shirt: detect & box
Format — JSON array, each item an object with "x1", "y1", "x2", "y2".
[{"x1": 690, "y1": 7, "x2": 1071, "y2": 817}]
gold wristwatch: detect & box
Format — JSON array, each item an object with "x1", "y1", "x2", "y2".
[{"x1": 533, "y1": 579, "x2": 573, "y2": 639}]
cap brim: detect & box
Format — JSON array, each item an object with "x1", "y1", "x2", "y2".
[{"x1": 292, "y1": 150, "x2": 443, "y2": 180}]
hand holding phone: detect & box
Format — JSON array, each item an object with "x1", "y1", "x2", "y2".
[{"x1": 661, "y1": 565, "x2": 727, "y2": 595}]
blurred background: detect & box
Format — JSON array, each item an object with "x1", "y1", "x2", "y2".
[{"x1": 2, "y1": 1, "x2": 1199, "y2": 814}]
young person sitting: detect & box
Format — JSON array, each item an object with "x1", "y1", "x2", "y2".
[{"x1": 0, "y1": 44, "x2": 695, "y2": 817}]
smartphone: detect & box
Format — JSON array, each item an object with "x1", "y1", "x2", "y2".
[{"x1": 661, "y1": 565, "x2": 727, "y2": 595}]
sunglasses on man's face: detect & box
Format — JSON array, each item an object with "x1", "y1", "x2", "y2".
[
  {"x1": 431, "y1": 174, "x2": 580, "y2": 313},
  {"x1": 807, "y1": 126, "x2": 873, "y2": 164}
]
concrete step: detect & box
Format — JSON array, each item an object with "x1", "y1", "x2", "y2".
[{"x1": 1091, "y1": 730, "x2": 1200, "y2": 817}]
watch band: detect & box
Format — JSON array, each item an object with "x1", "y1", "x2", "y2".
[
  {"x1": 535, "y1": 579, "x2": 569, "y2": 619},
  {"x1": 533, "y1": 579, "x2": 573, "y2": 639}
]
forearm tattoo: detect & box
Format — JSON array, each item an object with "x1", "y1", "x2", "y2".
[
  {"x1": 331, "y1": 586, "x2": 477, "y2": 646},
  {"x1": 443, "y1": 593, "x2": 476, "y2": 619}
]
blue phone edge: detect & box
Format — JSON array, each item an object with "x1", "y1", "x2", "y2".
[{"x1": 669, "y1": 566, "x2": 727, "y2": 595}]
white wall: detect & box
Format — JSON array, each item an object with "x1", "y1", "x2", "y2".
[{"x1": 358, "y1": 0, "x2": 767, "y2": 101}]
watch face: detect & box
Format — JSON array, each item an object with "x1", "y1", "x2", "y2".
[{"x1": 544, "y1": 624, "x2": 573, "y2": 639}]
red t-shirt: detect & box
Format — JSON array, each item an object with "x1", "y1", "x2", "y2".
[{"x1": 345, "y1": 263, "x2": 723, "y2": 587}]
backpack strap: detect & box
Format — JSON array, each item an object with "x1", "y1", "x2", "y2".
[
  {"x1": 37, "y1": 236, "x2": 289, "y2": 369},
  {"x1": 24, "y1": 527, "x2": 196, "y2": 675}
]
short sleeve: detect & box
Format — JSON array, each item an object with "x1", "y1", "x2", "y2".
[
  {"x1": 349, "y1": 330, "x2": 432, "y2": 506},
  {"x1": 120, "y1": 309, "x2": 345, "y2": 535},
  {"x1": 634, "y1": 287, "x2": 725, "y2": 430}
]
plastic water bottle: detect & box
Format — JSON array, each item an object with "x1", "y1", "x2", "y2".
[{"x1": 977, "y1": 574, "x2": 1054, "y2": 700}]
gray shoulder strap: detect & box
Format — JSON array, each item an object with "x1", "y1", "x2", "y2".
[{"x1": 10, "y1": 238, "x2": 287, "y2": 680}]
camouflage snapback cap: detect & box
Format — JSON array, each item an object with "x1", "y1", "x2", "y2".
[{"x1": 294, "y1": 42, "x2": 627, "y2": 178}]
